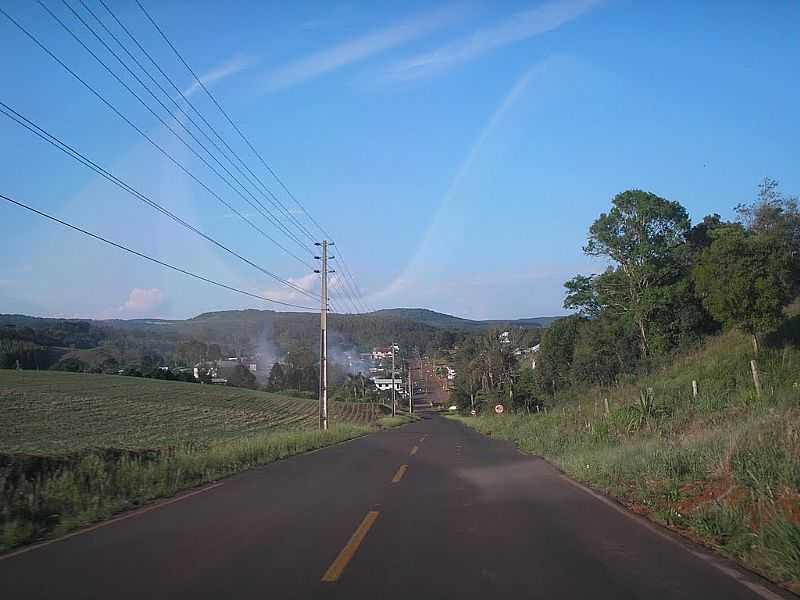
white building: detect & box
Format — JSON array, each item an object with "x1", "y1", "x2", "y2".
[
  {"x1": 373, "y1": 378, "x2": 405, "y2": 392},
  {"x1": 372, "y1": 346, "x2": 394, "y2": 360}
]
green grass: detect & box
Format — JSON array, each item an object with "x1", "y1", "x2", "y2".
[
  {"x1": 376, "y1": 413, "x2": 423, "y2": 428},
  {"x1": 0, "y1": 370, "x2": 380, "y2": 452},
  {"x1": 0, "y1": 370, "x2": 397, "y2": 552},
  {"x1": 452, "y1": 329, "x2": 800, "y2": 591}
]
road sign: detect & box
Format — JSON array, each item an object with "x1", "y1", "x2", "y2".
[{"x1": 495, "y1": 404, "x2": 504, "y2": 414}]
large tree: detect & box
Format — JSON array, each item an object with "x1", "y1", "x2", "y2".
[
  {"x1": 691, "y1": 224, "x2": 793, "y2": 353},
  {"x1": 575, "y1": 190, "x2": 690, "y2": 356},
  {"x1": 534, "y1": 315, "x2": 584, "y2": 398}
]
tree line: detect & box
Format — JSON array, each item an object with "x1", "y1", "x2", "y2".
[{"x1": 452, "y1": 179, "x2": 799, "y2": 412}]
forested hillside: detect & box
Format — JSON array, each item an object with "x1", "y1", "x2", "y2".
[{"x1": 0, "y1": 307, "x2": 518, "y2": 375}]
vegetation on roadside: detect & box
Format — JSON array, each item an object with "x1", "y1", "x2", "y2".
[
  {"x1": 449, "y1": 179, "x2": 800, "y2": 590},
  {"x1": 0, "y1": 425, "x2": 371, "y2": 552},
  {"x1": 452, "y1": 328, "x2": 800, "y2": 588},
  {"x1": 0, "y1": 370, "x2": 393, "y2": 553}
]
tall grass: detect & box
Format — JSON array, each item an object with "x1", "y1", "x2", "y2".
[
  {"x1": 453, "y1": 329, "x2": 800, "y2": 589},
  {"x1": 0, "y1": 425, "x2": 372, "y2": 552}
]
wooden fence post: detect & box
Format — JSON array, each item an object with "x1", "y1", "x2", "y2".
[
  {"x1": 604, "y1": 397, "x2": 610, "y2": 416},
  {"x1": 692, "y1": 380, "x2": 698, "y2": 399},
  {"x1": 751, "y1": 359, "x2": 763, "y2": 399}
]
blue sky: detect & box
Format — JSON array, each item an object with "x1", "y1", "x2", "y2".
[{"x1": 1, "y1": 0, "x2": 798, "y2": 320}]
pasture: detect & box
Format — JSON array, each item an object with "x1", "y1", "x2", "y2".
[{"x1": 0, "y1": 370, "x2": 380, "y2": 453}]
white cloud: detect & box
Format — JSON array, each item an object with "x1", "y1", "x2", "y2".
[
  {"x1": 182, "y1": 54, "x2": 252, "y2": 97},
  {"x1": 385, "y1": 0, "x2": 601, "y2": 82},
  {"x1": 118, "y1": 288, "x2": 164, "y2": 317},
  {"x1": 263, "y1": 6, "x2": 462, "y2": 92},
  {"x1": 260, "y1": 272, "x2": 319, "y2": 304}
]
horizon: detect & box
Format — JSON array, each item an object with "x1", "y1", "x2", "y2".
[
  {"x1": 1, "y1": 1, "x2": 798, "y2": 320},
  {"x1": 0, "y1": 305, "x2": 567, "y2": 324}
]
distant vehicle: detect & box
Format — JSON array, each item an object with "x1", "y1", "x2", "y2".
[{"x1": 448, "y1": 405, "x2": 458, "y2": 411}]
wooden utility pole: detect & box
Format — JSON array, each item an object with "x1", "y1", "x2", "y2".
[
  {"x1": 391, "y1": 343, "x2": 397, "y2": 417},
  {"x1": 409, "y1": 364, "x2": 413, "y2": 415},
  {"x1": 315, "y1": 240, "x2": 333, "y2": 430}
]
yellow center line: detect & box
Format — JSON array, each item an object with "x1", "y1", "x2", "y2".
[
  {"x1": 410, "y1": 445, "x2": 418, "y2": 456},
  {"x1": 392, "y1": 464, "x2": 408, "y2": 483},
  {"x1": 321, "y1": 511, "x2": 379, "y2": 583}
]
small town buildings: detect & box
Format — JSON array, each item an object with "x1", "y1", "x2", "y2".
[
  {"x1": 372, "y1": 346, "x2": 394, "y2": 360},
  {"x1": 372, "y1": 378, "x2": 405, "y2": 393}
]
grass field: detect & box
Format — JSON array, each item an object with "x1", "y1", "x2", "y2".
[
  {"x1": 0, "y1": 370, "x2": 380, "y2": 453},
  {"x1": 453, "y1": 329, "x2": 800, "y2": 592},
  {"x1": 0, "y1": 370, "x2": 397, "y2": 552}
]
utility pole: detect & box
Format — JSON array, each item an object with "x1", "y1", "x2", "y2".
[
  {"x1": 391, "y1": 343, "x2": 397, "y2": 417},
  {"x1": 409, "y1": 364, "x2": 413, "y2": 415},
  {"x1": 315, "y1": 240, "x2": 334, "y2": 431}
]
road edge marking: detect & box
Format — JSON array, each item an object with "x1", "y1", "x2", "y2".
[
  {"x1": 556, "y1": 472, "x2": 788, "y2": 600},
  {"x1": 0, "y1": 482, "x2": 224, "y2": 562},
  {"x1": 392, "y1": 464, "x2": 408, "y2": 483},
  {"x1": 321, "y1": 511, "x2": 379, "y2": 582}
]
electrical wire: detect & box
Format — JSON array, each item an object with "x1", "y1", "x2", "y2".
[
  {"x1": 0, "y1": 6, "x2": 313, "y2": 271},
  {"x1": 0, "y1": 100, "x2": 318, "y2": 301},
  {"x1": 136, "y1": 0, "x2": 375, "y2": 312},
  {"x1": 43, "y1": 0, "x2": 314, "y2": 260},
  {"x1": 0, "y1": 192, "x2": 317, "y2": 311}
]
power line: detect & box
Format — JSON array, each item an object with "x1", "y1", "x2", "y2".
[
  {"x1": 0, "y1": 193, "x2": 317, "y2": 311},
  {"x1": 99, "y1": 0, "x2": 322, "y2": 246},
  {"x1": 0, "y1": 5, "x2": 313, "y2": 271},
  {"x1": 135, "y1": 0, "x2": 376, "y2": 312},
  {"x1": 337, "y1": 251, "x2": 375, "y2": 312},
  {"x1": 0, "y1": 100, "x2": 318, "y2": 302},
  {"x1": 135, "y1": 0, "x2": 322, "y2": 244},
  {"x1": 331, "y1": 266, "x2": 367, "y2": 314},
  {"x1": 95, "y1": 0, "x2": 317, "y2": 246},
  {"x1": 66, "y1": 0, "x2": 314, "y2": 255},
  {"x1": 41, "y1": 0, "x2": 314, "y2": 261},
  {"x1": 328, "y1": 275, "x2": 359, "y2": 315}
]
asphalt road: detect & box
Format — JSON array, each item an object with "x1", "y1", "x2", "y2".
[{"x1": 0, "y1": 404, "x2": 791, "y2": 599}]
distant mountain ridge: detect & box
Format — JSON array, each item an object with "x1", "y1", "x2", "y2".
[
  {"x1": 370, "y1": 308, "x2": 561, "y2": 331},
  {"x1": 0, "y1": 308, "x2": 561, "y2": 332}
]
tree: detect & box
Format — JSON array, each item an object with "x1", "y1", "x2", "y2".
[
  {"x1": 227, "y1": 364, "x2": 257, "y2": 389},
  {"x1": 736, "y1": 178, "x2": 800, "y2": 287},
  {"x1": 691, "y1": 225, "x2": 793, "y2": 353},
  {"x1": 534, "y1": 315, "x2": 584, "y2": 399},
  {"x1": 513, "y1": 367, "x2": 540, "y2": 412},
  {"x1": 568, "y1": 316, "x2": 639, "y2": 386},
  {"x1": 139, "y1": 350, "x2": 164, "y2": 374},
  {"x1": 582, "y1": 190, "x2": 690, "y2": 356},
  {"x1": 267, "y1": 363, "x2": 286, "y2": 391},
  {"x1": 207, "y1": 344, "x2": 223, "y2": 361}
]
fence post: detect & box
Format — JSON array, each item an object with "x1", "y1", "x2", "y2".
[
  {"x1": 692, "y1": 380, "x2": 698, "y2": 399},
  {"x1": 604, "y1": 397, "x2": 610, "y2": 416},
  {"x1": 750, "y1": 359, "x2": 763, "y2": 399}
]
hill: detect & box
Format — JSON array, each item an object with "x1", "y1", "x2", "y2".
[
  {"x1": 1, "y1": 307, "x2": 553, "y2": 374},
  {"x1": 370, "y1": 308, "x2": 561, "y2": 331}
]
